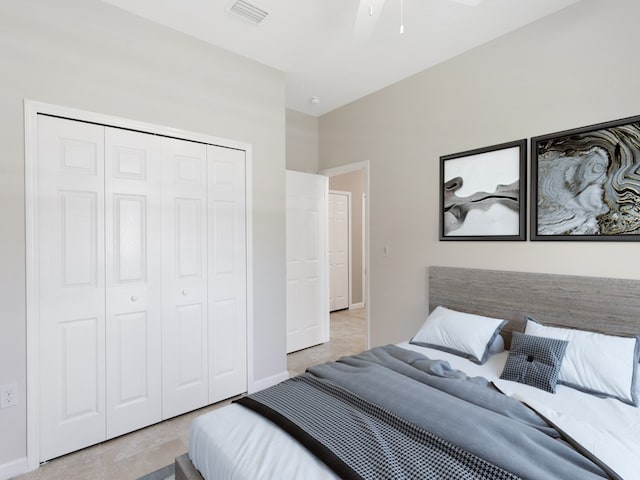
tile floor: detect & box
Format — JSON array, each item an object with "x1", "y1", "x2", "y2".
[
  {"x1": 287, "y1": 307, "x2": 367, "y2": 377},
  {"x1": 14, "y1": 308, "x2": 367, "y2": 480}
]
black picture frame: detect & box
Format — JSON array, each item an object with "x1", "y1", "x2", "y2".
[
  {"x1": 439, "y1": 139, "x2": 527, "y2": 241},
  {"x1": 531, "y1": 115, "x2": 640, "y2": 241}
]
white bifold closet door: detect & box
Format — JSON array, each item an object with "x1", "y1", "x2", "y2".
[
  {"x1": 38, "y1": 117, "x2": 163, "y2": 459},
  {"x1": 104, "y1": 127, "x2": 162, "y2": 439},
  {"x1": 38, "y1": 117, "x2": 107, "y2": 461},
  {"x1": 161, "y1": 138, "x2": 209, "y2": 419},
  {"x1": 37, "y1": 114, "x2": 248, "y2": 461},
  {"x1": 161, "y1": 141, "x2": 247, "y2": 417},
  {"x1": 207, "y1": 146, "x2": 247, "y2": 404}
]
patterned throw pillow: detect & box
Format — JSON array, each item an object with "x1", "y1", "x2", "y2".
[{"x1": 500, "y1": 332, "x2": 569, "y2": 393}]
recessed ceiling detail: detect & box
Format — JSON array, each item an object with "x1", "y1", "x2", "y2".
[{"x1": 227, "y1": 0, "x2": 269, "y2": 25}]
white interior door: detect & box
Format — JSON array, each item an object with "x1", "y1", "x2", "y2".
[
  {"x1": 286, "y1": 171, "x2": 329, "y2": 353},
  {"x1": 161, "y1": 138, "x2": 209, "y2": 419},
  {"x1": 38, "y1": 116, "x2": 107, "y2": 461},
  {"x1": 104, "y1": 127, "x2": 162, "y2": 438},
  {"x1": 208, "y1": 145, "x2": 247, "y2": 403},
  {"x1": 329, "y1": 191, "x2": 350, "y2": 312}
]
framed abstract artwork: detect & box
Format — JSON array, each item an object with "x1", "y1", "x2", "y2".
[
  {"x1": 531, "y1": 115, "x2": 640, "y2": 241},
  {"x1": 439, "y1": 139, "x2": 527, "y2": 241}
]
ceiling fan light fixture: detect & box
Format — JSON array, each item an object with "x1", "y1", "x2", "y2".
[{"x1": 352, "y1": 0, "x2": 386, "y2": 45}]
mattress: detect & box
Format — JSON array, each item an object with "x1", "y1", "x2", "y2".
[
  {"x1": 189, "y1": 343, "x2": 640, "y2": 480},
  {"x1": 189, "y1": 402, "x2": 337, "y2": 479}
]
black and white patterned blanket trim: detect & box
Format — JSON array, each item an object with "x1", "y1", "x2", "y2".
[
  {"x1": 236, "y1": 374, "x2": 522, "y2": 480},
  {"x1": 237, "y1": 395, "x2": 359, "y2": 479}
]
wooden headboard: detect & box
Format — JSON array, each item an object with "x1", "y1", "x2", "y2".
[{"x1": 428, "y1": 266, "x2": 640, "y2": 347}]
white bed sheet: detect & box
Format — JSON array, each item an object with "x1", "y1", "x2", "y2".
[
  {"x1": 493, "y1": 374, "x2": 640, "y2": 480},
  {"x1": 189, "y1": 343, "x2": 639, "y2": 480},
  {"x1": 189, "y1": 403, "x2": 338, "y2": 480}
]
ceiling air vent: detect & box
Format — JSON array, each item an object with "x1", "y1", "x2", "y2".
[{"x1": 227, "y1": 0, "x2": 269, "y2": 25}]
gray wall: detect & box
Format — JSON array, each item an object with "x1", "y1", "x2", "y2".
[
  {"x1": 319, "y1": 0, "x2": 640, "y2": 347},
  {"x1": 286, "y1": 109, "x2": 320, "y2": 173},
  {"x1": 0, "y1": 0, "x2": 286, "y2": 468}
]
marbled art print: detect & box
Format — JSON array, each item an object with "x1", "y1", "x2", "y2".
[
  {"x1": 532, "y1": 116, "x2": 640, "y2": 240},
  {"x1": 440, "y1": 139, "x2": 527, "y2": 241}
]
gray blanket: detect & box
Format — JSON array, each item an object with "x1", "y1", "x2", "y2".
[{"x1": 239, "y1": 345, "x2": 610, "y2": 479}]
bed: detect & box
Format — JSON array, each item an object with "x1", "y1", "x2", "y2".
[{"x1": 175, "y1": 266, "x2": 640, "y2": 480}]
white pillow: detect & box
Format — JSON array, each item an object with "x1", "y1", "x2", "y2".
[
  {"x1": 411, "y1": 306, "x2": 507, "y2": 364},
  {"x1": 525, "y1": 317, "x2": 640, "y2": 406}
]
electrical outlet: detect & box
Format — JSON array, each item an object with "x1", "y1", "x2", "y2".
[{"x1": 0, "y1": 383, "x2": 18, "y2": 408}]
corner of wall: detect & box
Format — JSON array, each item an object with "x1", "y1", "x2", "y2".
[{"x1": 0, "y1": 457, "x2": 28, "y2": 480}]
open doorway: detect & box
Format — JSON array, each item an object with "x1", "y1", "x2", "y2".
[{"x1": 320, "y1": 161, "x2": 370, "y2": 349}]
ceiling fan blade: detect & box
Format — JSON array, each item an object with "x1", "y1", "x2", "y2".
[{"x1": 352, "y1": 0, "x2": 387, "y2": 45}]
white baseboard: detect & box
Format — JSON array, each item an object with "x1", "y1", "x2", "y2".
[
  {"x1": 0, "y1": 457, "x2": 28, "y2": 480},
  {"x1": 349, "y1": 303, "x2": 365, "y2": 310},
  {"x1": 248, "y1": 370, "x2": 289, "y2": 394}
]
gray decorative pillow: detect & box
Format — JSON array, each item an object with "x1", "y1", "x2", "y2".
[{"x1": 500, "y1": 332, "x2": 569, "y2": 393}]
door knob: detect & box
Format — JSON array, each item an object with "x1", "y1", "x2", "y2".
[
  {"x1": 131, "y1": 296, "x2": 138, "y2": 302},
  {"x1": 182, "y1": 289, "x2": 188, "y2": 295}
]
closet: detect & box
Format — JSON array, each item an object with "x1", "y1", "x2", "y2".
[{"x1": 35, "y1": 115, "x2": 247, "y2": 461}]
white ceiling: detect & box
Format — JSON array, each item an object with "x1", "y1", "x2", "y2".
[{"x1": 100, "y1": 0, "x2": 581, "y2": 116}]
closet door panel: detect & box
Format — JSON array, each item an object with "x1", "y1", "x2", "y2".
[
  {"x1": 37, "y1": 116, "x2": 106, "y2": 461},
  {"x1": 162, "y1": 138, "x2": 209, "y2": 419},
  {"x1": 208, "y1": 146, "x2": 247, "y2": 403},
  {"x1": 105, "y1": 128, "x2": 162, "y2": 438}
]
